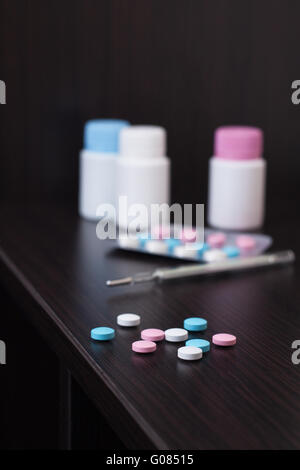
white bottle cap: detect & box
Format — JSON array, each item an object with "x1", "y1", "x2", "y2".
[{"x1": 120, "y1": 125, "x2": 166, "y2": 158}]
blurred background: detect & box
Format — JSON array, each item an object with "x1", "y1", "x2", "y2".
[{"x1": 0, "y1": 0, "x2": 299, "y2": 218}]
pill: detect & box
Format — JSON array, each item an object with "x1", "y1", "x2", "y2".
[
  {"x1": 178, "y1": 346, "x2": 203, "y2": 361},
  {"x1": 207, "y1": 232, "x2": 226, "y2": 248},
  {"x1": 141, "y1": 328, "x2": 165, "y2": 342},
  {"x1": 91, "y1": 327, "x2": 115, "y2": 341},
  {"x1": 212, "y1": 333, "x2": 237, "y2": 346},
  {"x1": 184, "y1": 317, "x2": 207, "y2": 331},
  {"x1": 119, "y1": 237, "x2": 140, "y2": 249},
  {"x1": 132, "y1": 340, "x2": 156, "y2": 353},
  {"x1": 152, "y1": 225, "x2": 171, "y2": 240},
  {"x1": 117, "y1": 313, "x2": 141, "y2": 327},
  {"x1": 164, "y1": 238, "x2": 182, "y2": 253},
  {"x1": 223, "y1": 245, "x2": 240, "y2": 258},
  {"x1": 137, "y1": 233, "x2": 151, "y2": 248},
  {"x1": 145, "y1": 240, "x2": 169, "y2": 255},
  {"x1": 179, "y1": 228, "x2": 197, "y2": 243},
  {"x1": 173, "y1": 245, "x2": 198, "y2": 259},
  {"x1": 203, "y1": 249, "x2": 227, "y2": 263},
  {"x1": 236, "y1": 235, "x2": 256, "y2": 251},
  {"x1": 186, "y1": 338, "x2": 210, "y2": 352},
  {"x1": 165, "y1": 328, "x2": 188, "y2": 342}
]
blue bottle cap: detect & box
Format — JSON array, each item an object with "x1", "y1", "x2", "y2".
[
  {"x1": 84, "y1": 119, "x2": 130, "y2": 153},
  {"x1": 91, "y1": 327, "x2": 115, "y2": 341},
  {"x1": 186, "y1": 338, "x2": 210, "y2": 352},
  {"x1": 184, "y1": 317, "x2": 207, "y2": 332}
]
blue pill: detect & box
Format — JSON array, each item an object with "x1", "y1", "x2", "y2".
[
  {"x1": 223, "y1": 246, "x2": 240, "y2": 258},
  {"x1": 197, "y1": 243, "x2": 210, "y2": 259},
  {"x1": 91, "y1": 327, "x2": 115, "y2": 341},
  {"x1": 186, "y1": 338, "x2": 210, "y2": 352},
  {"x1": 164, "y1": 238, "x2": 182, "y2": 253},
  {"x1": 137, "y1": 233, "x2": 151, "y2": 248},
  {"x1": 184, "y1": 317, "x2": 207, "y2": 331}
]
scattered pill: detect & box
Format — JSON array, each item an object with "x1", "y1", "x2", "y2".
[
  {"x1": 212, "y1": 333, "x2": 236, "y2": 346},
  {"x1": 173, "y1": 244, "x2": 199, "y2": 259},
  {"x1": 141, "y1": 328, "x2": 165, "y2": 342},
  {"x1": 132, "y1": 340, "x2": 156, "y2": 353},
  {"x1": 236, "y1": 235, "x2": 256, "y2": 251},
  {"x1": 152, "y1": 225, "x2": 171, "y2": 240},
  {"x1": 91, "y1": 327, "x2": 115, "y2": 341},
  {"x1": 119, "y1": 237, "x2": 140, "y2": 249},
  {"x1": 145, "y1": 240, "x2": 169, "y2": 255},
  {"x1": 184, "y1": 317, "x2": 207, "y2": 332},
  {"x1": 203, "y1": 249, "x2": 227, "y2": 263},
  {"x1": 164, "y1": 238, "x2": 182, "y2": 253},
  {"x1": 117, "y1": 313, "x2": 141, "y2": 327},
  {"x1": 186, "y1": 338, "x2": 210, "y2": 352},
  {"x1": 207, "y1": 232, "x2": 226, "y2": 248},
  {"x1": 179, "y1": 228, "x2": 197, "y2": 243},
  {"x1": 137, "y1": 233, "x2": 151, "y2": 248},
  {"x1": 165, "y1": 328, "x2": 188, "y2": 342},
  {"x1": 223, "y1": 245, "x2": 240, "y2": 258},
  {"x1": 178, "y1": 346, "x2": 203, "y2": 361}
]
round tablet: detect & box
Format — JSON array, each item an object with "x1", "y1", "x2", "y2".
[
  {"x1": 132, "y1": 340, "x2": 156, "y2": 353},
  {"x1": 165, "y1": 328, "x2": 188, "y2": 342},
  {"x1": 117, "y1": 313, "x2": 141, "y2": 327},
  {"x1": 184, "y1": 317, "x2": 207, "y2": 332},
  {"x1": 223, "y1": 245, "x2": 240, "y2": 258},
  {"x1": 186, "y1": 338, "x2": 210, "y2": 352},
  {"x1": 145, "y1": 240, "x2": 169, "y2": 255},
  {"x1": 91, "y1": 327, "x2": 115, "y2": 341},
  {"x1": 119, "y1": 237, "x2": 140, "y2": 249},
  {"x1": 178, "y1": 346, "x2": 203, "y2": 361},
  {"x1": 179, "y1": 228, "x2": 197, "y2": 243},
  {"x1": 212, "y1": 333, "x2": 237, "y2": 347},
  {"x1": 207, "y1": 232, "x2": 226, "y2": 248},
  {"x1": 141, "y1": 328, "x2": 165, "y2": 342},
  {"x1": 173, "y1": 245, "x2": 198, "y2": 259},
  {"x1": 203, "y1": 249, "x2": 227, "y2": 263},
  {"x1": 236, "y1": 235, "x2": 256, "y2": 251}
]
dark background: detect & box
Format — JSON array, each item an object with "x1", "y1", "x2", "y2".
[
  {"x1": 0, "y1": 0, "x2": 300, "y2": 450},
  {"x1": 0, "y1": 0, "x2": 299, "y2": 213}
]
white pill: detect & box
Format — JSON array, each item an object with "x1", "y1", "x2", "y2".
[
  {"x1": 119, "y1": 237, "x2": 140, "y2": 249},
  {"x1": 165, "y1": 328, "x2": 188, "y2": 342},
  {"x1": 173, "y1": 245, "x2": 198, "y2": 259},
  {"x1": 178, "y1": 346, "x2": 203, "y2": 361},
  {"x1": 203, "y1": 249, "x2": 227, "y2": 263},
  {"x1": 117, "y1": 313, "x2": 141, "y2": 327},
  {"x1": 145, "y1": 240, "x2": 169, "y2": 255}
]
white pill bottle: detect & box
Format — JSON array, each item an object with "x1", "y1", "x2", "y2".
[
  {"x1": 79, "y1": 119, "x2": 129, "y2": 220},
  {"x1": 116, "y1": 126, "x2": 170, "y2": 230},
  {"x1": 208, "y1": 126, "x2": 266, "y2": 230}
]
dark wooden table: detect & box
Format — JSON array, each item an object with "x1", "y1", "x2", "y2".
[{"x1": 0, "y1": 203, "x2": 300, "y2": 449}]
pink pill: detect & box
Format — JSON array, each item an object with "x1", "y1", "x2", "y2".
[
  {"x1": 152, "y1": 225, "x2": 171, "y2": 240},
  {"x1": 179, "y1": 228, "x2": 197, "y2": 243},
  {"x1": 132, "y1": 340, "x2": 157, "y2": 353},
  {"x1": 212, "y1": 333, "x2": 237, "y2": 347},
  {"x1": 141, "y1": 328, "x2": 165, "y2": 342},
  {"x1": 207, "y1": 232, "x2": 226, "y2": 248},
  {"x1": 236, "y1": 235, "x2": 256, "y2": 251}
]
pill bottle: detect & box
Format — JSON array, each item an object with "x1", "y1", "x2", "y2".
[
  {"x1": 208, "y1": 126, "x2": 266, "y2": 230},
  {"x1": 116, "y1": 126, "x2": 170, "y2": 230},
  {"x1": 79, "y1": 119, "x2": 129, "y2": 220}
]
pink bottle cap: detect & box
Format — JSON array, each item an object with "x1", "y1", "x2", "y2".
[
  {"x1": 214, "y1": 126, "x2": 263, "y2": 160},
  {"x1": 207, "y1": 232, "x2": 226, "y2": 248},
  {"x1": 212, "y1": 333, "x2": 236, "y2": 346},
  {"x1": 236, "y1": 235, "x2": 256, "y2": 251},
  {"x1": 132, "y1": 340, "x2": 157, "y2": 353},
  {"x1": 141, "y1": 328, "x2": 165, "y2": 342}
]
